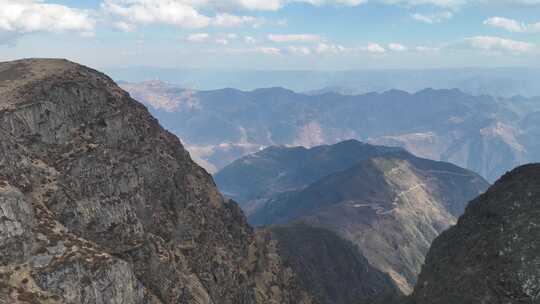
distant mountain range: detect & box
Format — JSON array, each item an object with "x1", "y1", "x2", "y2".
[
  {"x1": 109, "y1": 67, "x2": 540, "y2": 97},
  {"x1": 121, "y1": 81, "x2": 540, "y2": 182},
  {"x1": 215, "y1": 140, "x2": 489, "y2": 294}
]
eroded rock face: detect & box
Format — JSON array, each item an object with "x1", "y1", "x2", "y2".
[
  {"x1": 411, "y1": 164, "x2": 540, "y2": 304},
  {"x1": 0, "y1": 59, "x2": 312, "y2": 304}
]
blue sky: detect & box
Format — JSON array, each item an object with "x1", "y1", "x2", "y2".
[{"x1": 0, "y1": 0, "x2": 539, "y2": 70}]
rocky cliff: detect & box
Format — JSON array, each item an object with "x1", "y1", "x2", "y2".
[
  {"x1": 0, "y1": 59, "x2": 312, "y2": 304},
  {"x1": 411, "y1": 164, "x2": 540, "y2": 304}
]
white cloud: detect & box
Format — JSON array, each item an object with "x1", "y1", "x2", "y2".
[
  {"x1": 220, "y1": 0, "x2": 369, "y2": 10},
  {"x1": 215, "y1": 38, "x2": 229, "y2": 45},
  {"x1": 530, "y1": 22, "x2": 540, "y2": 32},
  {"x1": 236, "y1": 0, "x2": 540, "y2": 9},
  {"x1": 93, "y1": 0, "x2": 540, "y2": 37},
  {"x1": 315, "y1": 43, "x2": 347, "y2": 54},
  {"x1": 304, "y1": 0, "x2": 540, "y2": 9},
  {"x1": 244, "y1": 36, "x2": 257, "y2": 44},
  {"x1": 412, "y1": 11, "x2": 453, "y2": 23},
  {"x1": 228, "y1": 0, "x2": 284, "y2": 10},
  {"x1": 364, "y1": 42, "x2": 387, "y2": 53},
  {"x1": 257, "y1": 46, "x2": 282, "y2": 55},
  {"x1": 415, "y1": 45, "x2": 440, "y2": 52},
  {"x1": 268, "y1": 34, "x2": 322, "y2": 43},
  {"x1": 288, "y1": 46, "x2": 312, "y2": 55},
  {"x1": 113, "y1": 21, "x2": 135, "y2": 32},
  {"x1": 464, "y1": 36, "x2": 535, "y2": 53},
  {"x1": 315, "y1": 42, "x2": 387, "y2": 55},
  {"x1": 0, "y1": 0, "x2": 94, "y2": 37},
  {"x1": 388, "y1": 42, "x2": 407, "y2": 51},
  {"x1": 301, "y1": 0, "x2": 367, "y2": 5},
  {"x1": 186, "y1": 33, "x2": 237, "y2": 45},
  {"x1": 102, "y1": 0, "x2": 262, "y2": 29},
  {"x1": 217, "y1": 46, "x2": 282, "y2": 55},
  {"x1": 186, "y1": 32, "x2": 210, "y2": 42},
  {"x1": 101, "y1": 0, "x2": 211, "y2": 28},
  {"x1": 484, "y1": 16, "x2": 540, "y2": 33},
  {"x1": 478, "y1": 0, "x2": 540, "y2": 6},
  {"x1": 382, "y1": 0, "x2": 466, "y2": 8},
  {"x1": 484, "y1": 17, "x2": 525, "y2": 32},
  {"x1": 211, "y1": 13, "x2": 263, "y2": 27}
]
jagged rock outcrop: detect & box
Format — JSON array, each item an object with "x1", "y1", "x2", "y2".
[
  {"x1": 411, "y1": 164, "x2": 540, "y2": 304},
  {"x1": 0, "y1": 59, "x2": 312, "y2": 304}
]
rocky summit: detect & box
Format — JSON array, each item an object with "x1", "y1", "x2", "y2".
[
  {"x1": 0, "y1": 59, "x2": 312, "y2": 304},
  {"x1": 411, "y1": 164, "x2": 540, "y2": 304}
]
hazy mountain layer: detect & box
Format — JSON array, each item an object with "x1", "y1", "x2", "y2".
[
  {"x1": 215, "y1": 140, "x2": 402, "y2": 215},
  {"x1": 121, "y1": 81, "x2": 540, "y2": 182},
  {"x1": 219, "y1": 141, "x2": 489, "y2": 293},
  {"x1": 110, "y1": 67, "x2": 540, "y2": 97}
]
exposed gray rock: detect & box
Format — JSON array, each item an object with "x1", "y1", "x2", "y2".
[
  {"x1": 0, "y1": 59, "x2": 312, "y2": 304},
  {"x1": 411, "y1": 164, "x2": 540, "y2": 304}
]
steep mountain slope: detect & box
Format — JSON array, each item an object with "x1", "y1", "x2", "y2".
[
  {"x1": 411, "y1": 164, "x2": 540, "y2": 304},
  {"x1": 0, "y1": 59, "x2": 311, "y2": 304},
  {"x1": 270, "y1": 223, "x2": 402, "y2": 304},
  {"x1": 121, "y1": 81, "x2": 540, "y2": 181},
  {"x1": 245, "y1": 145, "x2": 489, "y2": 293},
  {"x1": 215, "y1": 140, "x2": 402, "y2": 215}
]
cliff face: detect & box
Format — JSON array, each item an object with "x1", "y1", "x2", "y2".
[
  {"x1": 411, "y1": 164, "x2": 540, "y2": 304},
  {"x1": 0, "y1": 59, "x2": 311, "y2": 304}
]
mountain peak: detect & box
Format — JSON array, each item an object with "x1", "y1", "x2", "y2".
[
  {"x1": 0, "y1": 58, "x2": 123, "y2": 110},
  {"x1": 1, "y1": 58, "x2": 89, "y2": 83},
  {"x1": 0, "y1": 59, "x2": 312, "y2": 304},
  {"x1": 412, "y1": 163, "x2": 540, "y2": 304},
  {"x1": 494, "y1": 163, "x2": 540, "y2": 186}
]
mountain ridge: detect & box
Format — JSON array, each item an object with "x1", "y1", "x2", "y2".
[
  {"x1": 122, "y1": 80, "x2": 540, "y2": 181},
  {"x1": 410, "y1": 163, "x2": 540, "y2": 304},
  {"x1": 217, "y1": 140, "x2": 489, "y2": 294},
  {"x1": 0, "y1": 58, "x2": 312, "y2": 304},
  {"x1": 215, "y1": 139, "x2": 404, "y2": 215}
]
